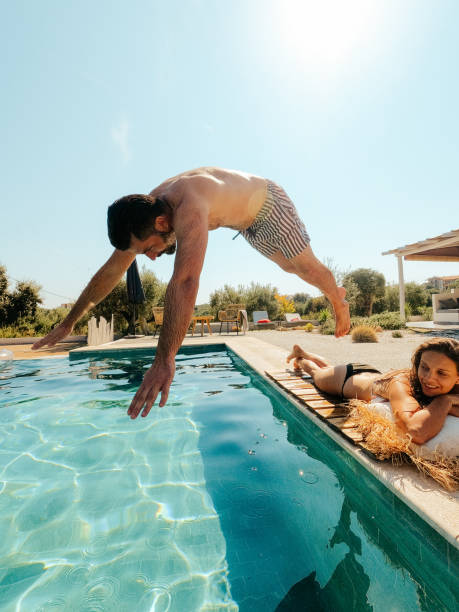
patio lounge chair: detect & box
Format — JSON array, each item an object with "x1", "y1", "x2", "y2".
[
  {"x1": 284, "y1": 313, "x2": 302, "y2": 323},
  {"x1": 152, "y1": 306, "x2": 164, "y2": 336},
  {"x1": 284, "y1": 313, "x2": 303, "y2": 328},
  {"x1": 432, "y1": 289, "x2": 459, "y2": 324},
  {"x1": 252, "y1": 310, "x2": 276, "y2": 329},
  {"x1": 218, "y1": 304, "x2": 245, "y2": 334}
]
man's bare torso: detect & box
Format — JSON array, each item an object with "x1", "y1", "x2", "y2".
[{"x1": 149, "y1": 167, "x2": 268, "y2": 231}]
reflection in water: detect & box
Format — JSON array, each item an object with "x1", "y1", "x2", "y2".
[
  {"x1": 276, "y1": 499, "x2": 371, "y2": 611},
  {"x1": 83, "y1": 355, "x2": 234, "y2": 389}
]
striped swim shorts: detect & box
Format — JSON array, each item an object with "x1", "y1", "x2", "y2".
[{"x1": 240, "y1": 181, "x2": 310, "y2": 259}]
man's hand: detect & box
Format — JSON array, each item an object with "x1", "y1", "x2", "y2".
[
  {"x1": 32, "y1": 320, "x2": 74, "y2": 350},
  {"x1": 128, "y1": 358, "x2": 176, "y2": 419}
]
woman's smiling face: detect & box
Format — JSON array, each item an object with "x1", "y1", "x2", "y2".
[{"x1": 417, "y1": 350, "x2": 459, "y2": 397}]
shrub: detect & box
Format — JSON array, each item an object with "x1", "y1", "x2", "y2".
[
  {"x1": 274, "y1": 293, "x2": 296, "y2": 315},
  {"x1": 0, "y1": 325, "x2": 30, "y2": 338},
  {"x1": 303, "y1": 296, "x2": 329, "y2": 315},
  {"x1": 351, "y1": 325, "x2": 378, "y2": 343},
  {"x1": 392, "y1": 330, "x2": 403, "y2": 338},
  {"x1": 350, "y1": 316, "x2": 371, "y2": 328},
  {"x1": 317, "y1": 308, "x2": 331, "y2": 323},
  {"x1": 369, "y1": 312, "x2": 404, "y2": 330},
  {"x1": 320, "y1": 319, "x2": 336, "y2": 335},
  {"x1": 418, "y1": 306, "x2": 433, "y2": 321},
  {"x1": 350, "y1": 312, "x2": 404, "y2": 331},
  {"x1": 304, "y1": 322, "x2": 314, "y2": 333}
]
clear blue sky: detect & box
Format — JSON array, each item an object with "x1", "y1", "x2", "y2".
[{"x1": 1, "y1": 0, "x2": 458, "y2": 308}]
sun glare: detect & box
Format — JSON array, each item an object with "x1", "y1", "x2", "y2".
[{"x1": 275, "y1": 0, "x2": 387, "y2": 73}]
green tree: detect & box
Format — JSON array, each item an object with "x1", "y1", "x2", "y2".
[
  {"x1": 92, "y1": 268, "x2": 167, "y2": 332},
  {"x1": 384, "y1": 284, "x2": 400, "y2": 312},
  {"x1": 341, "y1": 276, "x2": 360, "y2": 316},
  {"x1": 274, "y1": 293, "x2": 296, "y2": 316},
  {"x1": 244, "y1": 283, "x2": 278, "y2": 319},
  {"x1": 379, "y1": 282, "x2": 431, "y2": 316},
  {"x1": 292, "y1": 292, "x2": 311, "y2": 316},
  {"x1": 0, "y1": 265, "x2": 9, "y2": 324},
  {"x1": 405, "y1": 282, "x2": 430, "y2": 315},
  {"x1": 8, "y1": 281, "x2": 42, "y2": 322},
  {"x1": 209, "y1": 282, "x2": 279, "y2": 320},
  {"x1": 209, "y1": 284, "x2": 245, "y2": 314},
  {"x1": 303, "y1": 295, "x2": 328, "y2": 315},
  {"x1": 292, "y1": 292, "x2": 310, "y2": 303},
  {"x1": 343, "y1": 268, "x2": 385, "y2": 317}
]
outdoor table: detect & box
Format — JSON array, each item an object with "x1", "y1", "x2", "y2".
[{"x1": 191, "y1": 315, "x2": 214, "y2": 336}]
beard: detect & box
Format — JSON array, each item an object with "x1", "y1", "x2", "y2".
[{"x1": 157, "y1": 230, "x2": 177, "y2": 256}]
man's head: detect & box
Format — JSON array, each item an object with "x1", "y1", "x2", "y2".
[{"x1": 107, "y1": 194, "x2": 176, "y2": 258}]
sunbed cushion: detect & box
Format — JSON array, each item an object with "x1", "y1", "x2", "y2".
[
  {"x1": 285, "y1": 313, "x2": 302, "y2": 322},
  {"x1": 253, "y1": 310, "x2": 271, "y2": 324},
  {"x1": 369, "y1": 399, "x2": 459, "y2": 459},
  {"x1": 439, "y1": 298, "x2": 458, "y2": 309}
]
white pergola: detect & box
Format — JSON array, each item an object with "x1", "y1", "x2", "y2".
[{"x1": 382, "y1": 229, "x2": 459, "y2": 320}]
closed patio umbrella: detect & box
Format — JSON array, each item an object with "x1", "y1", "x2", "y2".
[{"x1": 126, "y1": 258, "x2": 145, "y2": 337}]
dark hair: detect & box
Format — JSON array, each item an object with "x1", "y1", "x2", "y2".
[
  {"x1": 107, "y1": 194, "x2": 172, "y2": 250},
  {"x1": 410, "y1": 337, "x2": 459, "y2": 404},
  {"x1": 373, "y1": 337, "x2": 459, "y2": 405}
]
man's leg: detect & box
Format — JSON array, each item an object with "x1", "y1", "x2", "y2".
[{"x1": 269, "y1": 247, "x2": 350, "y2": 338}]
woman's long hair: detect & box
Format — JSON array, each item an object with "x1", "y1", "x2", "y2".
[
  {"x1": 409, "y1": 337, "x2": 459, "y2": 405},
  {"x1": 373, "y1": 337, "x2": 459, "y2": 405}
]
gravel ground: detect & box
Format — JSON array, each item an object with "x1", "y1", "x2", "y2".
[{"x1": 248, "y1": 328, "x2": 439, "y2": 372}]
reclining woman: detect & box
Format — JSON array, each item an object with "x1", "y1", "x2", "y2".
[{"x1": 287, "y1": 338, "x2": 459, "y2": 445}]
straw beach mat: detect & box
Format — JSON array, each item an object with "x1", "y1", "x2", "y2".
[{"x1": 266, "y1": 369, "x2": 459, "y2": 491}]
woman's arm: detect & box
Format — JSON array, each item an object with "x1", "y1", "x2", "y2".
[
  {"x1": 389, "y1": 379, "x2": 452, "y2": 444},
  {"x1": 447, "y1": 394, "x2": 459, "y2": 417}
]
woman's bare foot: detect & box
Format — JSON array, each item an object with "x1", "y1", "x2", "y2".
[
  {"x1": 286, "y1": 344, "x2": 307, "y2": 369},
  {"x1": 331, "y1": 287, "x2": 350, "y2": 338},
  {"x1": 287, "y1": 345, "x2": 331, "y2": 369}
]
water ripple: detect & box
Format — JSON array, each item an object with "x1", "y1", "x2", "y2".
[
  {"x1": 36, "y1": 596, "x2": 67, "y2": 611},
  {"x1": 65, "y1": 564, "x2": 90, "y2": 584}
]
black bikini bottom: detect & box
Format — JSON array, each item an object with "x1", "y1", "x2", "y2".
[{"x1": 341, "y1": 363, "x2": 381, "y2": 397}]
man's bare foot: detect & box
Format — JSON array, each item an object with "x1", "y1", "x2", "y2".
[
  {"x1": 332, "y1": 287, "x2": 350, "y2": 338},
  {"x1": 287, "y1": 345, "x2": 330, "y2": 369}
]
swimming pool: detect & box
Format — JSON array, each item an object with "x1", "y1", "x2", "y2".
[{"x1": 0, "y1": 347, "x2": 457, "y2": 611}]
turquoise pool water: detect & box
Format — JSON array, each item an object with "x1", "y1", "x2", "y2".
[{"x1": 0, "y1": 347, "x2": 457, "y2": 611}]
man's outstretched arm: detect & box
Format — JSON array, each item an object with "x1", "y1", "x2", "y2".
[
  {"x1": 32, "y1": 249, "x2": 136, "y2": 349},
  {"x1": 128, "y1": 201, "x2": 209, "y2": 419}
]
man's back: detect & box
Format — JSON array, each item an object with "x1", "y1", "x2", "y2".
[{"x1": 150, "y1": 167, "x2": 268, "y2": 231}]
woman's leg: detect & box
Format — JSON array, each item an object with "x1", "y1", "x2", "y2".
[
  {"x1": 287, "y1": 345, "x2": 376, "y2": 400},
  {"x1": 293, "y1": 357, "x2": 349, "y2": 396},
  {"x1": 286, "y1": 344, "x2": 333, "y2": 369}
]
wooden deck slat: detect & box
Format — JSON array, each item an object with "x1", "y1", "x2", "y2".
[
  {"x1": 306, "y1": 399, "x2": 336, "y2": 408},
  {"x1": 266, "y1": 369, "x2": 379, "y2": 459},
  {"x1": 279, "y1": 381, "x2": 315, "y2": 389},
  {"x1": 341, "y1": 430, "x2": 364, "y2": 443},
  {"x1": 313, "y1": 406, "x2": 350, "y2": 418},
  {"x1": 290, "y1": 388, "x2": 320, "y2": 396},
  {"x1": 327, "y1": 417, "x2": 359, "y2": 429}
]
